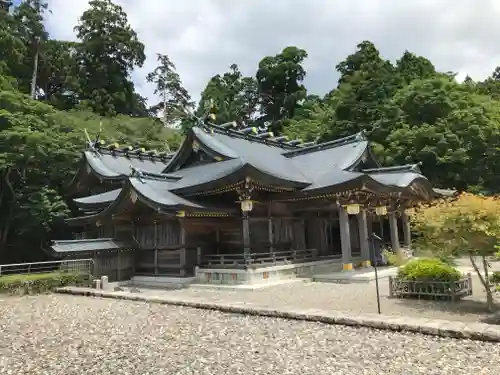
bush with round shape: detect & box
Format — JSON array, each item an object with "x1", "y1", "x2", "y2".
[{"x1": 398, "y1": 258, "x2": 462, "y2": 282}]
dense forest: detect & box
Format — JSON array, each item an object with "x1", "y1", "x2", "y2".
[{"x1": 1, "y1": 0, "x2": 500, "y2": 263}]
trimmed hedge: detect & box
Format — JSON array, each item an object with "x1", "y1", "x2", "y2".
[
  {"x1": 398, "y1": 258, "x2": 462, "y2": 282},
  {"x1": 0, "y1": 272, "x2": 90, "y2": 295}
]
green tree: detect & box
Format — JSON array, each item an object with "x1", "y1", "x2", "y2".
[
  {"x1": 196, "y1": 64, "x2": 258, "y2": 127},
  {"x1": 0, "y1": 3, "x2": 25, "y2": 89},
  {"x1": 11, "y1": 0, "x2": 50, "y2": 96},
  {"x1": 0, "y1": 90, "x2": 75, "y2": 262},
  {"x1": 412, "y1": 193, "x2": 500, "y2": 311},
  {"x1": 74, "y1": 0, "x2": 146, "y2": 116},
  {"x1": 37, "y1": 40, "x2": 81, "y2": 109},
  {"x1": 284, "y1": 94, "x2": 331, "y2": 142},
  {"x1": 381, "y1": 76, "x2": 500, "y2": 192},
  {"x1": 146, "y1": 53, "x2": 193, "y2": 128},
  {"x1": 476, "y1": 67, "x2": 500, "y2": 100},
  {"x1": 324, "y1": 41, "x2": 400, "y2": 141},
  {"x1": 395, "y1": 51, "x2": 436, "y2": 84},
  {"x1": 256, "y1": 46, "x2": 308, "y2": 133}
]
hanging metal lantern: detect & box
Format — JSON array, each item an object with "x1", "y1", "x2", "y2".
[
  {"x1": 240, "y1": 200, "x2": 253, "y2": 212},
  {"x1": 405, "y1": 207, "x2": 415, "y2": 215},
  {"x1": 375, "y1": 206, "x2": 387, "y2": 216},
  {"x1": 345, "y1": 204, "x2": 360, "y2": 215}
]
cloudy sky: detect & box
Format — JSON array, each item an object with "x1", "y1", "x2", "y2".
[{"x1": 33, "y1": 0, "x2": 500, "y2": 104}]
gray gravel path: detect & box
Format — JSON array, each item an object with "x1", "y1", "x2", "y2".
[
  {"x1": 137, "y1": 274, "x2": 498, "y2": 323},
  {"x1": 0, "y1": 294, "x2": 499, "y2": 375}
]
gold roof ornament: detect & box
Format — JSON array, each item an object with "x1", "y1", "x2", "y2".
[
  {"x1": 375, "y1": 206, "x2": 387, "y2": 216},
  {"x1": 107, "y1": 142, "x2": 119, "y2": 150}
]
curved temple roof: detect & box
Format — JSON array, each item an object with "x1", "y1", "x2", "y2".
[
  {"x1": 67, "y1": 147, "x2": 176, "y2": 194},
  {"x1": 71, "y1": 122, "x2": 436, "y2": 216}
]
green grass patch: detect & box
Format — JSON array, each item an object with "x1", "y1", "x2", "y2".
[{"x1": 0, "y1": 271, "x2": 91, "y2": 295}]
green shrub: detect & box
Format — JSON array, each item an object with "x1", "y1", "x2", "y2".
[
  {"x1": 0, "y1": 272, "x2": 90, "y2": 295},
  {"x1": 398, "y1": 258, "x2": 462, "y2": 282},
  {"x1": 490, "y1": 271, "x2": 500, "y2": 285},
  {"x1": 382, "y1": 249, "x2": 408, "y2": 266},
  {"x1": 493, "y1": 251, "x2": 500, "y2": 262}
]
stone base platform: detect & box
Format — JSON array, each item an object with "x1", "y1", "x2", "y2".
[
  {"x1": 313, "y1": 266, "x2": 398, "y2": 284},
  {"x1": 195, "y1": 258, "x2": 346, "y2": 286},
  {"x1": 120, "y1": 276, "x2": 198, "y2": 289}
]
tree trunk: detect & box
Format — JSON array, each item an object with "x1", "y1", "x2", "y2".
[
  {"x1": 482, "y1": 256, "x2": 494, "y2": 312},
  {"x1": 469, "y1": 254, "x2": 495, "y2": 312}
]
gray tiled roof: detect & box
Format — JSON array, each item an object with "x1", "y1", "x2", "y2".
[
  {"x1": 84, "y1": 150, "x2": 171, "y2": 179},
  {"x1": 369, "y1": 172, "x2": 427, "y2": 188},
  {"x1": 130, "y1": 177, "x2": 205, "y2": 209},
  {"x1": 74, "y1": 189, "x2": 121, "y2": 206},
  {"x1": 433, "y1": 188, "x2": 458, "y2": 197},
  {"x1": 51, "y1": 238, "x2": 125, "y2": 253},
  {"x1": 73, "y1": 124, "x2": 434, "y2": 210},
  {"x1": 193, "y1": 127, "x2": 310, "y2": 184}
]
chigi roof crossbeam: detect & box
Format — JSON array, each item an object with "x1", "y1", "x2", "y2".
[
  {"x1": 282, "y1": 131, "x2": 366, "y2": 158},
  {"x1": 201, "y1": 121, "x2": 319, "y2": 150},
  {"x1": 88, "y1": 141, "x2": 176, "y2": 162}
]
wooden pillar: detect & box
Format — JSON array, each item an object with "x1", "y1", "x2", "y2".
[
  {"x1": 242, "y1": 211, "x2": 251, "y2": 263},
  {"x1": 401, "y1": 212, "x2": 411, "y2": 249},
  {"x1": 358, "y1": 209, "x2": 370, "y2": 267},
  {"x1": 239, "y1": 181, "x2": 253, "y2": 265},
  {"x1": 379, "y1": 216, "x2": 385, "y2": 242},
  {"x1": 131, "y1": 221, "x2": 136, "y2": 276},
  {"x1": 179, "y1": 217, "x2": 186, "y2": 276},
  {"x1": 268, "y1": 203, "x2": 274, "y2": 252},
  {"x1": 388, "y1": 212, "x2": 402, "y2": 256},
  {"x1": 117, "y1": 251, "x2": 121, "y2": 281},
  {"x1": 153, "y1": 221, "x2": 158, "y2": 275},
  {"x1": 215, "y1": 227, "x2": 220, "y2": 255},
  {"x1": 339, "y1": 206, "x2": 353, "y2": 271}
]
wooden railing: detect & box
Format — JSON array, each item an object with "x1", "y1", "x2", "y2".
[{"x1": 202, "y1": 248, "x2": 318, "y2": 269}]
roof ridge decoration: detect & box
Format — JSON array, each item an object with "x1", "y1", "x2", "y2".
[
  {"x1": 362, "y1": 162, "x2": 422, "y2": 174},
  {"x1": 282, "y1": 131, "x2": 367, "y2": 158},
  {"x1": 200, "y1": 122, "x2": 319, "y2": 150},
  {"x1": 180, "y1": 105, "x2": 319, "y2": 150},
  {"x1": 129, "y1": 166, "x2": 182, "y2": 183},
  {"x1": 93, "y1": 144, "x2": 176, "y2": 162},
  {"x1": 83, "y1": 125, "x2": 175, "y2": 162}
]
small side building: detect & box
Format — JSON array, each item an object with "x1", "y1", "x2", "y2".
[{"x1": 51, "y1": 122, "x2": 436, "y2": 286}]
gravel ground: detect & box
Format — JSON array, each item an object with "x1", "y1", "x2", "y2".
[
  {"x1": 0, "y1": 294, "x2": 499, "y2": 375},
  {"x1": 137, "y1": 274, "x2": 498, "y2": 323}
]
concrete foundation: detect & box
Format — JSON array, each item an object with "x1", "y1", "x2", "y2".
[
  {"x1": 195, "y1": 258, "x2": 346, "y2": 286},
  {"x1": 124, "y1": 276, "x2": 197, "y2": 289}
]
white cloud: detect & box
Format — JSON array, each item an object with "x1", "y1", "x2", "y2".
[{"x1": 45, "y1": 0, "x2": 500, "y2": 105}]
